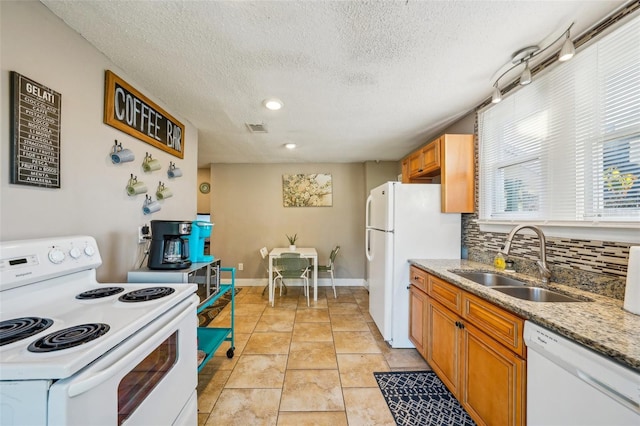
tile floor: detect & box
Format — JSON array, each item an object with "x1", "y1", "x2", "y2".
[{"x1": 197, "y1": 285, "x2": 430, "y2": 425}]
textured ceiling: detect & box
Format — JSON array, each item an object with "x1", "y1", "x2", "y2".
[{"x1": 40, "y1": 0, "x2": 625, "y2": 167}]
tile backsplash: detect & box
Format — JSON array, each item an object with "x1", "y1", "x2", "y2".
[{"x1": 462, "y1": 213, "x2": 631, "y2": 300}]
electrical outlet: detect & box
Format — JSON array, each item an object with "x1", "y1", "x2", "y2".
[
  {"x1": 238, "y1": 263, "x2": 244, "y2": 271},
  {"x1": 138, "y1": 225, "x2": 150, "y2": 244}
]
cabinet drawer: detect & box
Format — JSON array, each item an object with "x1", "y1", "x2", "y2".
[
  {"x1": 410, "y1": 265, "x2": 429, "y2": 293},
  {"x1": 462, "y1": 292, "x2": 525, "y2": 357},
  {"x1": 428, "y1": 275, "x2": 463, "y2": 315}
]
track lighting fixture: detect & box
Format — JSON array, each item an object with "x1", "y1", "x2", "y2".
[
  {"x1": 519, "y1": 61, "x2": 532, "y2": 86},
  {"x1": 491, "y1": 84, "x2": 502, "y2": 104},
  {"x1": 490, "y1": 23, "x2": 575, "y2": 102},
  {"x1": 558, "y1": 30, "x2": 576, "y2": 62}
]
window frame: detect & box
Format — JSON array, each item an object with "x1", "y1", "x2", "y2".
[{"x1": 477, "y1": 14, "x2": 640, "y2": 244}]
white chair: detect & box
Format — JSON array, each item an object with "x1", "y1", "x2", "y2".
[
  {"x1": 274, "y1": 256, "x2": 310, "y2": 306},
  {"x1": 317, "y1": 245, "x2": 339, "y2": 298},
  {"x1": 260, "y1": 247, "x2": 285, "y2": 297}
]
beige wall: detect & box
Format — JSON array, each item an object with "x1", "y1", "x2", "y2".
[
  {"x1": 364, "y1": 160, "x2": 401, "y2": 193},
  {"x1": 421, "y1": 112, "x2": 476, "y2": 145},
  {"x1": 209, "y1": 163, "x2": 365, "y2": 283},
  {"x1": 0, "y1": 1, "x2": 199, "y2": 282}
]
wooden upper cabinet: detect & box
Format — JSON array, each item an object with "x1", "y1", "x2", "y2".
[
  {"x1": 401, "y1": 159, "x2": 410, "y2": 183},
  {"x1": 401, "y1": 134, "x2": 474, "y2": 213},
  {"x1": 408, "y1": 150, "x2": 426, "y2": 176},
  {"x1": 421, "y1": 137, "x2": 441, "y2": 175}
]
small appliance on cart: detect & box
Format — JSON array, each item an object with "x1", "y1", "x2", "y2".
[
  {"x1": 147, "y1": 220, "x2": 193, "y2": 270},
  {"x1": 0, "y1": 236, "x2": 199, "y2": 425},
  {"x1": 129, "y1": 258, "x2": 222, "y2": 310}
]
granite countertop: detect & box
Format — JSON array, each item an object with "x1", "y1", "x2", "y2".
[{"x1": 409, "y1": 259, "x2": 640, "y2": 372}]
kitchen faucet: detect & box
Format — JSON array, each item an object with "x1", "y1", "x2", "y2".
[{"x1": 500, "y1": 224, "x2": 552, "y2": 283}]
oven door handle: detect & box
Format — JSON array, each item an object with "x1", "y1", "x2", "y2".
[{"x1": 67, "y1": 296, "x2": 198, "y2": 397}]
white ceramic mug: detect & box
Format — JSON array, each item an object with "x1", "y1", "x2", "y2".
[
  {"x1": 168, "y1": 167, "x2": 183, "y2": 178},
  {"x1": 111, "y1": 148, "x2": 135, "y2": 164},
  {"x1": 143, "y1": 200, "x2": 161, "y2": 215},
  {"x1": 156, "y1": 187, "x2": 173, "y2": 200},
  {"x1": 143, "y1": 158, "x2": 162, "y2": 172},
  {"x1": 127, "y1": 181, "x2": 148, "y2": 196}
]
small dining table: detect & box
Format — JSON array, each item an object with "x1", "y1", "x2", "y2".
[{"x1": 268, "y1": 247, "x2": 318, "y2": 306}]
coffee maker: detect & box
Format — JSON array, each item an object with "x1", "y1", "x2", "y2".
[
  {"x1": 148, "y1": 220, "x2": 192, "y2": 270},
  {"x1": 188, "y1": 221, "x2": 214, "y2": 263}
]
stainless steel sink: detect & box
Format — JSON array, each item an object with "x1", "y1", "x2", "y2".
[
  {"x1": 492, "y1": 286, "x2": 584, "y2": 302},
  {"x1": 453, "y1": 271, "x2": 586, "y2": 302},
  {"x1": 455, "y1": 271, "x2": 527, "y2": 286}
]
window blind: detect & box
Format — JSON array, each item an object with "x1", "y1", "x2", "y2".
[{"x1": 479, "y1": 15, "x2": 640, "y2": 225}]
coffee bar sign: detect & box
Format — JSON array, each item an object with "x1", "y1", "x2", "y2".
[
  {"x1": 10, "y1": 72, "x2": 61, "y2": 188},
  {"x1": 104, "y1": 70, "x2": 185, "y2": 159}
]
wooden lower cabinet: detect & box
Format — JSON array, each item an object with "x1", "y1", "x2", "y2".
[
  {"x1": 411, "y1": 267, "x2": 526, "y2": 426},
  {"x1": 462, "y1": 322, "x2": 525, "y2": 426},
  {"x1": 409, "y1": 285, "x2": 428, "y2": 358},
  {"x1": 426, "y1": 297, "x2": 525, "y2": 425},
  {"x1": 426, "y1": 297, "x2": 462, "y2": 396}
]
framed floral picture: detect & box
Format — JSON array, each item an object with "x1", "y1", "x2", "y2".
[{"x1": 282, "y1": 173, "x2": 332, "y2": 207}]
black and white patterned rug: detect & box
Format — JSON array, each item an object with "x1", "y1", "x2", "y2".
[{"x1": 374, "y1": 371, "x2": 476, "y2": 426}]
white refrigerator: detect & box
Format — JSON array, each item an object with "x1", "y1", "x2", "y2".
[{"x1": 365, "y1": 182, "x2": 461, "y2": 348}]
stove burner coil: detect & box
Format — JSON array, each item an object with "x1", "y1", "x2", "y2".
[
  {"x1": 0, "y1": 317, "x2": 54, "y2": 346},
  {"x1": 119, "y1": 287, "x2": 175, "y2": 302},
  {"x1": 76, "y1": 287, "x2": 125, "y2": 299},
  {"x1": 28, "y1": 323, "x2": 110, "y2": 352}
]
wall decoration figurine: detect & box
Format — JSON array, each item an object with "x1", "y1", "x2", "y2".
[{"x1": 282, "y1": 173, "x2": 332, "y2": 207}]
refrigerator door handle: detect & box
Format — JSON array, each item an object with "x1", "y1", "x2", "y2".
[
  {"x1": 365, "y1": 194, "x2": 373, "y2": 228},
  {"x1": 365, "y1": 228, "x2": 373, "y2": 261}
]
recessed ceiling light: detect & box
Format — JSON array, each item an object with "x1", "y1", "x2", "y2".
[
  {"x1": 263, "y1": 98, "x2": 283, "y2": 111},
  {"x1": 284, "y1": 143, "x2": 296, "y2": 149}
]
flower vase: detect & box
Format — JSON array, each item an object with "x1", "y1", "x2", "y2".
[{"x1": 289, "y1": 245, "x2": 296, "y2": 251}]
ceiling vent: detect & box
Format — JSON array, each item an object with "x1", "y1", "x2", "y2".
[{"x1": 246, "y1": 123, "x2": 268, "y2": 133}]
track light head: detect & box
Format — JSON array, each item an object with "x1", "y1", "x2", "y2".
[
  {"x1": 519, "y1": 62, "x2": 532, "y2": 86},
  {"x1": 558, "y1": 36, "x2": 575, "y2": 62},
  {"x1": 491, "y1": 85, "x2": 502, "y2": 103}
]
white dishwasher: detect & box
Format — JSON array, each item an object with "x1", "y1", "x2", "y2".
[{"x1": 524, "y1": 321, "x2": 640, "y2": 425}]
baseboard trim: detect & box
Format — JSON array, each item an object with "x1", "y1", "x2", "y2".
[{"x1": 227, "y1": 278, "x2": 367, "y2": 287}]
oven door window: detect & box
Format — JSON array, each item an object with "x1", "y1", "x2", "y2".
[{"x1": 117, "y1": 331, "x2": 178, "y2": 425}]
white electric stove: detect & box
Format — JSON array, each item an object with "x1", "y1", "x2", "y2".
[{"x1": 0, "y1": 236, "x2": 199, "y2": 426}]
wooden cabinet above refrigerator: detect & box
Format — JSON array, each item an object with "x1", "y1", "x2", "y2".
[{"x1": 401, "y1": 133, "x2": 474, "y2": 213}]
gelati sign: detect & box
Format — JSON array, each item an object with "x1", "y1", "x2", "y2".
[
  {"x1": 10, "y1": 71, "x2": 61, "y2": 188},
  {"x1": 103, "y1": 70, "x2": 185, "y2": 158}
]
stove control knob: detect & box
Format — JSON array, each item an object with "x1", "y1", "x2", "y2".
[
  {"x1": 48, "y1": 248, "x2": 66, "y2": 264},
  {"x1": 69, "y1": 247, "x2": 82, "y2": 259},
  {"x1": 84, "y1": 245, "x2": 96, "y2": 257}
]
